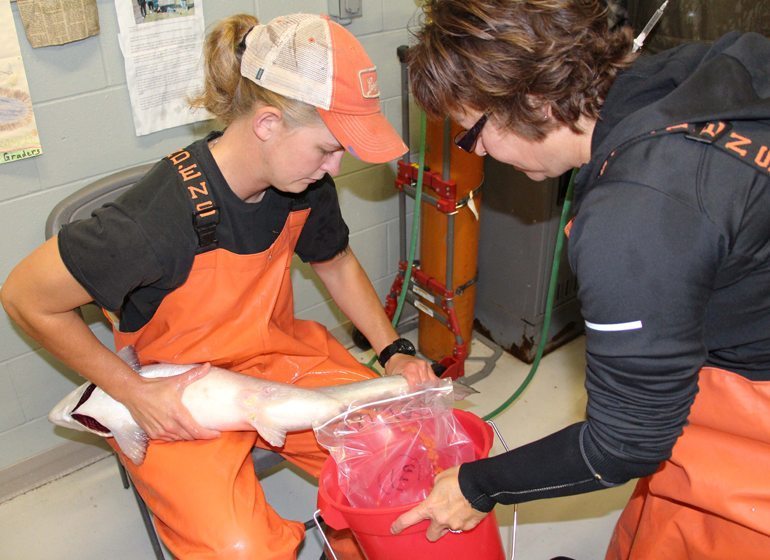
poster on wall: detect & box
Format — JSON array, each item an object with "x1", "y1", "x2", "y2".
[
  {"x1": 16, "y1": 0, "x2": 100, "y2": 49},
  {"x1": 114, "y1": 0, "x2": 210, "y2": 136},
  {"x1": 0, "y1": 0, "x2": 42, "y2": 165}
]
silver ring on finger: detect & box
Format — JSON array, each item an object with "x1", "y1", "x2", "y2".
[{"x1": 448, "y1": 529, "x2": 463, "y2": 534}]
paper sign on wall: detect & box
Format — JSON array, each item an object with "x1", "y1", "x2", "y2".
[
  {"x1": 16, "y1": 0, "x2": 100, "y2": 48},
  {"x1": 114, "y1": 0, "x2": 210, "y2": 136},
  {"x1": 0, "y1": 0, "x2": 43, "y2": 165}
]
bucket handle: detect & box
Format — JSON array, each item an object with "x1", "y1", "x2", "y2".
[
  {"x1": 487, "y1": 420, "x2": 517, "y2": 560},
  {"x1": 313, "y1": 509, "x2": 340, "y2": 560}
]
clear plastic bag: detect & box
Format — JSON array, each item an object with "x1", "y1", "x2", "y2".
[{"x1": 314, "y1": 380, "x2": 475, "y2": 509}]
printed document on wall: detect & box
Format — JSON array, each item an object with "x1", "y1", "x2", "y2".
[
  {"x1": 114, "y1": 0, "x2": 210, "y2": 136},
  {"x1": 0, "y1": 0, "x2": 42, "y2": 165}
]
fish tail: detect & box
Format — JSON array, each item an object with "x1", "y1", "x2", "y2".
[
  {"x1": 451, "y1": 380, "x2": 479, "y2": 400},
  {"x1": 112, "y1": 424, "x2": 150, "y2": 465}
]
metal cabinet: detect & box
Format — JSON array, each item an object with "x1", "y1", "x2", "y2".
[{"x1": 474, "y1": 159, "x2": 583, "y2": 363}]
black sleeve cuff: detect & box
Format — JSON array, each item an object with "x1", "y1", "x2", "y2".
[{"x1": 458, "y1": 423, "x2": 614, "y2": 510}]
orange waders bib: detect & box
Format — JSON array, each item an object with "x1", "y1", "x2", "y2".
[
  {"x1": 606, "y1": 367, "x2": 770, "y2": 559},
  {"x1": 108, "y1": 208, "x2": 374, "y2": 559}
]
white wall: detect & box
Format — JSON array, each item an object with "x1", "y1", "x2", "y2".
[{"x1": 0, "y1": 0, "x2": 421, "y2": 472}]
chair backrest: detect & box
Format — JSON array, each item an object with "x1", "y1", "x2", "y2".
[{"x1": 45, "y1": 163, "x2": 155, "y2": 239}]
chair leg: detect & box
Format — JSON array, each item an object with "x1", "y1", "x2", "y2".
[
  {"x1": 129, "y1": 481, "x2": 166, "y2": 560},
  {"x1": 115, "y1": 454, "x2": 129, "y2": 489},
  {"x1": 114, "y1": 454, "x2": 166, "y2": 560}
]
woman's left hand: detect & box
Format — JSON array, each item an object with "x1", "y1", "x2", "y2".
[
  {"x1": 383, "y1": 353, "x2": 437, "y2": 389},
  {"x1": 390, "y1": 466, "x2": 488, "y2": 541}
]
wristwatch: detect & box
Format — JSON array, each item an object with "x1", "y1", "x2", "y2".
[{"x1": 377, "y1": 338, "x2": 416, "y2": 367}]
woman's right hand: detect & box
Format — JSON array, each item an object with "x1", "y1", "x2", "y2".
[{"x1": 123, "y1": 363, "x2": 221, "y2": 441}]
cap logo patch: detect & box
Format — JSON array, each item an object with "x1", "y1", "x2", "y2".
[{"x1": 358, "y1": 67, "x2": 380, "y2": 99}]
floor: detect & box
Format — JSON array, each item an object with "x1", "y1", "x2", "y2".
[{"x1": 0, "y1": 333, "x2": 635, "y2": 560}]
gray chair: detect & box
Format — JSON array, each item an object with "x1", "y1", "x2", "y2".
[
  {"x1": 45, "y1": 163, "x2": 297, "y2": 560},
  {"x1": 45, "y1": 164, "x2": 155, "y2": 234}
]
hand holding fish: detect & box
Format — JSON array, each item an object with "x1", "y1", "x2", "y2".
[
  {"x1": 125, "y1": 363, "x2": 221, "y2": 442},
  {"x1": 49, "y1": 346, "x2": 477, "y2": 465},
  {"x1": 384, "y1": 354, "x2": 437, "y2": 389}
]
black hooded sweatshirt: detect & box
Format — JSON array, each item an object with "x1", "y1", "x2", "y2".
[{"x1": 459, "y1": 32, "x2": 770, "y2": 511}]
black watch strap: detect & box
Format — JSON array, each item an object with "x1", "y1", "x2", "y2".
[{"x1": 377, "y1": 337, "x2": 416, "y2": 367}]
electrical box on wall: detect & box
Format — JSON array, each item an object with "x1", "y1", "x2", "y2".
[{"x1": 328, "y1": 0, "x2": 363, "y2": 22}]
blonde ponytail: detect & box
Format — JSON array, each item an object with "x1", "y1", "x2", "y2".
[{"x1": 190, "y1": 14, "x2": 319, "y2": 127}]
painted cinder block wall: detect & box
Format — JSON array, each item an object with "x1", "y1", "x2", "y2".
[{"x1": 0, "y1": 0, "x2": 422, "y2": 472}]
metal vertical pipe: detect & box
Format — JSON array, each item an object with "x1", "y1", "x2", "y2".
[
  {"x1": 442, "y1": 117, "x2": 451, "y2": 181},
  {"x1": 398, "y1": 46, "x2": 411, "y2": 166},
  {"x1": 442, "y1": 119, "x2": 464, "y2": 345},
  {"x1": 397, "y1": 45, "x2": 411, "y2": 262},
  {"x1": 442, "y1": 117, "x2": 455, "y2": 291}
]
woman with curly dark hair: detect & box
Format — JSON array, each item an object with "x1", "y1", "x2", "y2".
[{"x1": 392, "y1": 1, "x2": 770, "y2": 557}]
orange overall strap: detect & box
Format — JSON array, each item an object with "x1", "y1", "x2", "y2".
[
  {"x1": 607, "y1": 367, "x2": 770, "y2": 560},
  {"x1": 167, "y1": 147, "x2": 221, "y2": 252}
]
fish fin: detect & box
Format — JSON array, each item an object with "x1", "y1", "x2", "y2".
[
  {"x1": 116, "y1": 345, "x2": 142, "y2": 374},
  {"x1": 451, "y1": 380, "x2": 479, "y2": 401},
  {"x1": 112, "y1": 424, "x2": 149, "y2": 466},
  {"x1": 251, "y1": 422, "x2": 287, "y2": 448}
]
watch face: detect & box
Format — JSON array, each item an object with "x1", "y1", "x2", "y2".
[
  {"x1": 378, "y1": 338, "x2": 417, "y2": 367},
  {"x1": 397, "y1": 338, "x2": 416, "y2": 355}
]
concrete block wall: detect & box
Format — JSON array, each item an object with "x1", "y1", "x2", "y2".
[{"x1": 0, "y1": 0, "x2": 423, "y2": 474}]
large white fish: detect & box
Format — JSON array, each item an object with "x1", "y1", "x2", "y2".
[{"x1": 49, "y1": 347, "x2": 474, "y2": 465}]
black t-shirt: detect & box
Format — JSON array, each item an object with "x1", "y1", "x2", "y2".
[{"x1": 58, "y1": 133, "x2": 349, "y2": 332}]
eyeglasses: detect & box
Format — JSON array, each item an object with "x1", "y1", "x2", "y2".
[{"x1": 454, "y1": 113, "x2": 488, "y2": 153}]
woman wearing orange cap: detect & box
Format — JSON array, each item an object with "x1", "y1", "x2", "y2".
[{"x1": 1, "y1": 13, "x2": 434, "y2": 560}]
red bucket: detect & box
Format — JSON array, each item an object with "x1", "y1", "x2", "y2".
[{"x1": 317, "y1": 409, "x2": 505, "y2": 560}]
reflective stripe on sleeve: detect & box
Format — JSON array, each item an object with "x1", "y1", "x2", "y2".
[{"x1": 585, "y1": 320, "x2": 643, "y2": 332}]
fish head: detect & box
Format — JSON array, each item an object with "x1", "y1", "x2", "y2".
[
  {"x1": 48, "y1": 382, "x2": 114, "y2": 436},
  {"x1": 48, "y1": 394, "x2": 75, "y2": 429},
  {"x1": 49, "y1": 383, "x2": 98, "y2": 432}
]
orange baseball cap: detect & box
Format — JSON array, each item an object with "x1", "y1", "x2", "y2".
[{"x1": 240, "y1": 14, "x2": 408, "y2": 164}]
